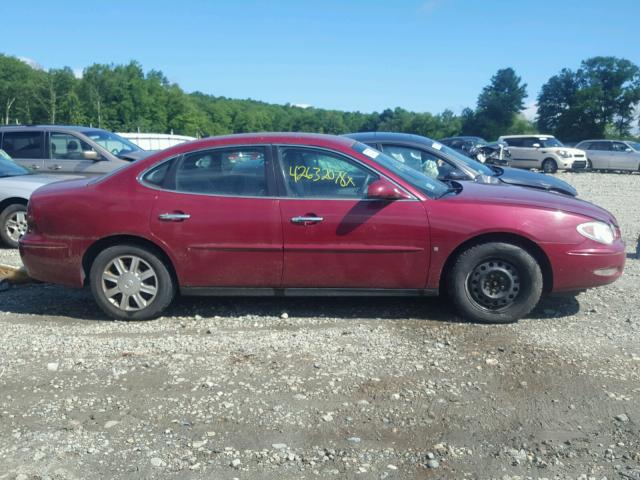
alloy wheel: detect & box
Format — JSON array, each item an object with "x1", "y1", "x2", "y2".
[{"x1": 5, "y1": 210, "x2": 27, "y2": 242}]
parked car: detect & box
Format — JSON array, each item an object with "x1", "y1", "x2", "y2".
[
  {"x1": 498, "y1": 135, "x2": 587, "y2": 173},
  {"x1": 439, "y1": 136, "x2": 488, "y2": 156},
  {"x1": 0, "y1": 125, "x2": 154, "y2": 176},
  {"x1": 344, "y1": 132, "x2": 577, "y2": 196},
  {"x1": 469, "y1": 141, "x2": 512, "y2": 166},
  {"x1": 20, "y1": 133, "x2": 624, "y2": 324},
  {"x1": 0, "y1": 151, "x2": 78, "y2": 247},
  {"x1": 574, "y1": 139, "x2": 640, "y2": 171}
]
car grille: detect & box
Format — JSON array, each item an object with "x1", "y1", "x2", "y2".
[
  {"x1": 572, "y1": 161, "x2": 587, "y2": 169},
  {"x1": 573, "y1": 154, "x2": 585, "y2": 158}
]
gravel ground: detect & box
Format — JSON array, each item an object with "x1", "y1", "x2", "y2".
[{"x1": 0, "y1": 172, "x2": 639, "y2": 480}]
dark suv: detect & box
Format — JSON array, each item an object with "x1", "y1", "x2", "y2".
[{"x1": 0, "y1": 125, "x2": 153, "y2": 176}]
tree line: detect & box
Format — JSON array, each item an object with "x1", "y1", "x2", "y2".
[{"x1": 0, "y1": 53, "x2": 638, "y2": 142}]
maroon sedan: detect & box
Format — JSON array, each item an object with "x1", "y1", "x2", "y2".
[{"x1": 19, "y1": 133, "x2": 625, "y2": 323}]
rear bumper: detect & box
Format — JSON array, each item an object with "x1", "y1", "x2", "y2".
[
  {"x1": 19, "y1": 234, "x2": 84, "y2": 288},
  {"x1": 546, "y1": 241, "x2": 626, "y2": 292}
]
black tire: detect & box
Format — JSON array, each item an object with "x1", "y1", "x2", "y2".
[
  {"x1": 447, "y1": 242, "x2": 543, "y2": 324},
  {"x1": 0, "y1": 203, "x2": 27, "y2": 248},
  {"x1": 586, "y1": 158, "x2": 593, "y2": 171},
  {"x1": 542, "y1": 158, "x2": 558, "y2": 173},
  {"x1": 89, "y1": 245, "x2": 176, "y2": 320}
]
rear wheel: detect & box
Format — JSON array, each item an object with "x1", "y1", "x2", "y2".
[
  {"x1": 447, "y1": 242, "x2": 543, "y2": 323},
  {"x1": 0, "y1": 203, "x2": 27, "y2": 248},
  {"x1": 542, "y1": 158, "x2": 558, "y2": 173},
  {"x1": 90, "y1": 245, "x2": 176, "y2": 320}
]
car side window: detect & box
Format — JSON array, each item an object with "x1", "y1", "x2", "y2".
[
  {"x1": 1, "y1": 131, "x2": 45, "y2": 159},
  {"x1": 579, "y1": 142, "x2": 592, "y2": 150},
  {"x1": 612, "y1": 142, "x2": 629, "y2": 152},
  {"x1": 142, "y1": 159, "x2": 174, "y2": 187},
  {"x1": 50, "y1": 133, "x2": 96, "y2": 160},
  {"x1": 174, "y1": 147, "x2": 268, "y2": 197},
  {"x1": 592, "y1": 141, "x2": 611, "y2": 151},
  {"x1": 504, "y1": 138, "x2": 523, "y2": 147},
  {"x1": 521, "y1": 138, "x2": 540, "y2": 148},
  {"x1": 380, "y1": 144, "x2": 444, "y2": 179},
  {"x1": 280, "y1": 147, "x2": 378, "y2": 199}
]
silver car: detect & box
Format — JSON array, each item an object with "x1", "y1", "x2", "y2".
[
  {"x1": 574, "y1": 139, "x2": 640, "y2": 171},
  {"x1": 0, "y1": 150, "x2": 78, "y2": 248}
]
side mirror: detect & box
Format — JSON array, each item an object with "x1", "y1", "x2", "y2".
[
  {"x1": 532, "y1": 143, "x2": 541, "y2": 149},
  {"x1": 625, "y1": 148, "x2": 633, "y2": 152},
  {"x1": 444, "y1": 169, "x2": 468, "y2": 181},
  {"x1": 83, "y1": 150, "x2": 102, "y2": 161},
  {"x1": 367, "y1": 178, "x2": 412, "y2": 200}
]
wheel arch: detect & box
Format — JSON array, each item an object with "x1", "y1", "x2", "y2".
[
  {"x1": 439, "y1": 232, "x2": 553, "y2": 295},
  {"x1": 82, "y1": 235, "x2": 178, "y2": 287},
  {"x1": 0, "y1": 197, "x2": 28, "y2": 213}
]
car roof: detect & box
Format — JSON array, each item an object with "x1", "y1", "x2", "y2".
[
  {"x1": 499, "y1": 134, "x2": 555, "y2": 139},
  {"x1": 343, "y1": 131, "x2": 437, "y2": 145},
  {"x1": 0, "y1": 125, "x2": 101, "y2": 133}
]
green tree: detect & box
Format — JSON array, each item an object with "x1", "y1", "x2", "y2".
[{"x1": 463, "y1": 68, "x2": 527, "y2": 140}]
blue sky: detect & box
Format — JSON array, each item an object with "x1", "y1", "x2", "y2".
[{"x1": 2, "y1": 0, "x2": 639, "y2": 116}]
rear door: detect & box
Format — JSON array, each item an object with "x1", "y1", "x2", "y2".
[
  {"x1": 276, "y1": 146, "x2": 430, "y2": 289},
  {"x1": 1, "y1": 130, "x2": 45, "y2": 172},
  {"x1": 503, "y1": 138, "x2": 535, "y2": 169},
  {"x1": 148, "y1": 145, "x2": 283, "y2": 287}
]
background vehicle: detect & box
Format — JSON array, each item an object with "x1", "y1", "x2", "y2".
[
  {"x1": 0, "y1": 152, "x2": 78, "y2": 247},
  {"x1": 439, "y1": 136, "x2": 488, "y2": 157},
  {"x1": 117, "y1": 132, "x2": 196, "y2": 150},
  {"x1": 345, "y1": 132, "x2": 577, "y2": 196},
  {"x1": 468, "y1": 141, "x2": 511, "y2": 166},
  {"x1": 21, "y1": 133, "x2": 623, "y2": 324},
  {"x1": 498, "y1": 135, "x2": 587, "y2": 173},
  {"x1": 0, "y1": 125, "x2": 154, "y2": 176},
  {"x1": 574, "y1": 139, "x2": 640, "y2": 171}
]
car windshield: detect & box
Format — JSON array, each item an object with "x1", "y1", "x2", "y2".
[
  {"x1": 83, "y1": 130, "x2": 143, "y2": 157},
  {"x1": 0, "y1": 154, "x2": 30, "y2": 177},
  {"x1": 351, "y1": 142, "x2": 449, "y2": 198},
  {"x1": 540, "y1": 138, "x2": 564, "y2": 148},
  {"x1": 435, "y1": 142, "x2": 494, "y2": 176}
]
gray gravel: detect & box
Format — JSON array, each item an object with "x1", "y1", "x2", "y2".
[{"x1": 0, "y1": 172, "x2": 639, "y2": 479}]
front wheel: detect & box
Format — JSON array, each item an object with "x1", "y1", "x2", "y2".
[
  {"x1": 542, "y1": 159, "x2": 558, "y2": 173},
  {"x1": 90, "y1": 245, "x2": 176, "y2": 320},
  {"x1": 447, "y1": 242, "x2": 543, "y2": 323},
  {"x1": 0, "y1": 203, "x2": 27, "y2": 248}
]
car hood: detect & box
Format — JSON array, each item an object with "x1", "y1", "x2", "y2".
[
  {"x1": 492, "y1": 167, "x2": 578, "y2": 196},
  {"x1": 118, "y1": 150, "x2": 157, "y2": 162},
  {"x1": 443, "y1": 181, "x2": 615, "y2": 225},
  {"x1": 0, "y1": 173, "x2": 82, "y2": 191}
]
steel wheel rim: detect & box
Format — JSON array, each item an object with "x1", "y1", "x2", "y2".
[
  {"x1": 5, "y1": 210, "x2": 27, "y2": 242},
  {"x1": 466, "y1": 259, "x2": 520, "y2": 311},
  {"x1": 101, "y1": 255, "x2": 158, "y2": 311}
]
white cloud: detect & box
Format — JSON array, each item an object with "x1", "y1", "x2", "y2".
[
  {"x1": 522, "y1": 102, "x2": 538, "y2": 121},
  {"x1": 18, "y1": 56, "x2": 43, "y2": 71},
  {"x1": 73, "y1": 68, "x2": 84, "y2": 79}
]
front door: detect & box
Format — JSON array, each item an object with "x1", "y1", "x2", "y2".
[
  {"x1": 276, "y1": 146, "x2": 430, "y2": 289},
  {"x1": 48, "y1": 131, "x2": 108, "y2": 175},
  {"x1": 587, "y1": 141, "x2": 612, "y2": 169},
  {"x1": 148, "y1": 145, "x2": 283, "y2": 287}
]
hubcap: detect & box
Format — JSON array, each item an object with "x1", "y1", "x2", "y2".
[
  {"x1": 101, "y1": 255, "x2": 158, "y2": 311},
  {"x1": 5, "y1": 210, "x2": 27, "y2": 242},
  {"x1": 467, "y1": 259, "x2": 520, "y2": 311}
]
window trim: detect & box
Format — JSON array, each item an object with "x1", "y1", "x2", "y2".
[
  {"x1": 273, "y1": 144, "x2": 417, "y2": 201},
  {"x1": 137, "y1": 144, "x2": 277, "y2": 199}
]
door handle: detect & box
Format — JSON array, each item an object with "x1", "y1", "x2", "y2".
[
  {"x1": 31, "y1": 164, "x2": 40, "y2": 170},
  {"x1": 158, "y1": 212, "x2": 191, "y2": 222},
  {"x1": 291, "y1": 216, "x2": 324, "y2": 224},
  {"x1": 48, "y1": 165, "x2": 62, "y2": 170}
]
